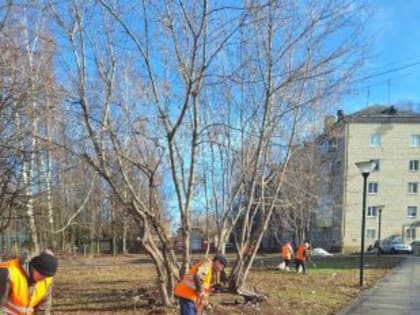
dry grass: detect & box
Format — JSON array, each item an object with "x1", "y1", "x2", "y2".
[{"x1": 52, "y1": 253, "x2": 403, "y2": 315}]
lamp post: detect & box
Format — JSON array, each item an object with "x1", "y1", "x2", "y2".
[
  {"x1": 376, "y1": 205, "x2": 385, "y2": 256},
  {"x1": 355, "y1": 160, "x2": 377, "y2": 287}
]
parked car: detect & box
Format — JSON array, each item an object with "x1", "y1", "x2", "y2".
[
  {"x1": 410, "y1": 240, "x2": 420, "y2": 254},
  {"x1": 379, "y1": 240, "x2": 412, "y2": 254}
]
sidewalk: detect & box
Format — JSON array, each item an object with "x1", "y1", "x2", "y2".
[{"x1": 339, "y1": 256, "x2": 420, "y2": 315}]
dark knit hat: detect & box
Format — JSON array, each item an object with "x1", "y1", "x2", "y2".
[
  {"x1": 213, "y1": 254, "x2": 228, "y2": 267},
  {"x1": 30, "y1": 252, "x2": 58, "y2": 277}
]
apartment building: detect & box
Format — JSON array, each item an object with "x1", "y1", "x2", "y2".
[{"x1": 312, "y1": 105, "x2": 420, "y2": 252}]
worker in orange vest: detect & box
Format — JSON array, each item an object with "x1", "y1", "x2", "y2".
[
  {"x1": 295, "y1": 241, "x2": 310, "y2": 274},
  {"x1": 175, "y1": 254, "x2": 228, "y2": 315},
  {"x1": 281, "y1": 241, "x2": 294, "y2": 272},
  {"x1": 0, "y1": 249, "x2": 59, "y2": 314}
]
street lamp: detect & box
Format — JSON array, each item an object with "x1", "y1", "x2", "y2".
[
  {"x1": 376, "y1": 205, "x2": 385, "y2": 256},
  {"x1": 355, "y1": 160, "x2": 377, "y2": 287}
]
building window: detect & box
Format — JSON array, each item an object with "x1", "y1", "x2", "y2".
[
  {"x1": 372, "y1": 159, "x2": 380, "y2": 171},
  {"x1": 407, "y1": 206, "x2": 417, "y2": 218},
  {"x1": 406, "y1": 228, "x2": 416, "y2": 240},
  {"x1": 408, "y1": 182, "x2": 418, "y2": 194},
  {"x1": 409, "y1": 160, "x2": 419, "y2": 171},
  {"x1": 411, "y1": 135, "x2": 420, "y2": 147},
  {"x1": 367, "y1": 206, "x2": 377, "y2": 217},
  {"x1": 366, "y1": 229, "x2": 376, "y2": 240},
  {"x1": 368, "y1": 182, "x2": 378, "y2": 194},
  {"x1": 369, "y1": 134, "x2": 381, "y2": 147}
]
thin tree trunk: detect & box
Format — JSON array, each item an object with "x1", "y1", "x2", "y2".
[
  {"x1": 45, "y1": 110, "x2": 55, "y2": 248},
  {"x1": 122, "y1": 218, "x2": 128, "y2": 255},
  {"x1": 111, "y1": 204, "x2": 117, "y2": 256},
  {"x1": 22, "y1": 149, "x2": 40, "y2": 253}
]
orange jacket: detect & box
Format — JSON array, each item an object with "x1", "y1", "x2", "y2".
[
  {"x1": 174, "y1": 258, "x2": 213, "y2": 303},
  {"x1": 281, "y1": 244, "x2": 293, "y2": 260},
  {"x1": 0, "y1": 258, "x2": 53, "y2": 315},
  {"x1": 295, "y1": 245, "x2": 307, "y2": 261}
]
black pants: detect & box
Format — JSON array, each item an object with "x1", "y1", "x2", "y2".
[{"x1": 295, "y1": 259, "x2": 306, "y2": 274}]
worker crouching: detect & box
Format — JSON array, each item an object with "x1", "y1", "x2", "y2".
[
  {"x1": 175, "y1": 254, "x2": 228, "y2": 315},
  {"x1": 0, "y1": 249, "x2": 59, "y2": 315}
]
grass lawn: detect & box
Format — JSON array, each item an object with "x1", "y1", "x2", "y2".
[{"x1": 52, "y1": 253, "x2": 404, "y2": 314}]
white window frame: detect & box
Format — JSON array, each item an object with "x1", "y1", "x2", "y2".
[
  {"x1": 366, "y1": 229, "x2": 376, "y2": 240},
  {"x1": 408, "y1": 182, "x2": 418, "y2": 194},
  {"x1": 369, "y1": 134, "x2": 381, "y2": 147},
  {"x1": 410, "y1": 135, "x2": 420, "y2": 147},
  {"x1": 368, "y1": 182, "x2": 378, "y2": 194},
  {"x1": 407, "y1": 206, "x2": 418, "y2": 218},
  {"x1": 367, "y1": 206, "x2": 377, "y2": 217},
  {"x1": 409, "y1": 160, "x2": 419, "y2": 171},
  {"x1": 406, "y1": 228, "x2": 416, "y2": 240}
]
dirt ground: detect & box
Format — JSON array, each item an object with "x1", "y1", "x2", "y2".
[{"x1": 52, "y1": 253, "x2": 403, "y2": 315}]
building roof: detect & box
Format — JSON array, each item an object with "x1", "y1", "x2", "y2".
[{"x1": 340, "y1": 105, "x2": 420, "y2": 124}]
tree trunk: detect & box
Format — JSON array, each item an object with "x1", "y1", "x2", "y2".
[
  {"x1": 45, "y1": 113, "x2": 56, "y2": 248},
  {"x1": 111, "y1": 205, "x2": 117, "y2": 256},
  {"x1": 22, "y1": 154, "x2": 40, "y2": 253},
  {"x1": 121, "y1": 218, "x2": 127, "y2": 255}
]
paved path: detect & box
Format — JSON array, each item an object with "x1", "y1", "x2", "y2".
[{"x1": 339, "y1": 256, "x2": 420, "y2": 315}]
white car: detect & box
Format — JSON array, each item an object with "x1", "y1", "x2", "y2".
[{"x1": 379, "y1": 240, "x2": 412, "y2": 254}]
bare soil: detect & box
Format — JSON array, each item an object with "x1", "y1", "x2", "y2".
[{"x1": 52, "y1": 253, "x2": 403, "y2": 315}]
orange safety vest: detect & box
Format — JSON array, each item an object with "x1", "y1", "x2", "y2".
[
  {"x1": 0, "y1": 259, "x2": 53, "y2": 315},
  {"x1": 174, "y1": 258, "x2": 213, "y2": 303},
  {"x1": 295, "y1": 245, "x2": 306, "y2": 261},
  {"x1": 282, "y1": 244, "x2": 293, "y2": 260}
]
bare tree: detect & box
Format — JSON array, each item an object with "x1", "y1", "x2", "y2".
[
  {"x1": 272, "y1": 143, "x2": 323, "y2": 246},
  {"x1": 41, "y1": 0, "x2": 369, "y2": 307},
  {"x1": 3, "y1": 5, "x2": 57, "y2": 253},
  {"x1": 0, "y1": 5, "x2": 24, "y2": 234},
  {"x1": 45, "y1": 0, "x2": 251, "y2": 305},
  {"x1": 197, "y1": 0, "x2": 370, "y2": 292}
]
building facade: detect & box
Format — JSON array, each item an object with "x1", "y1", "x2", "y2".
[{"x1": 312, "y1": 106, "x2": 420, "y2": 252}]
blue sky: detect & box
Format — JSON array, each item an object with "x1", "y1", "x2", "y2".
[{"x1": 336, "y1": 0, "x2": 420, "y2": 114}]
